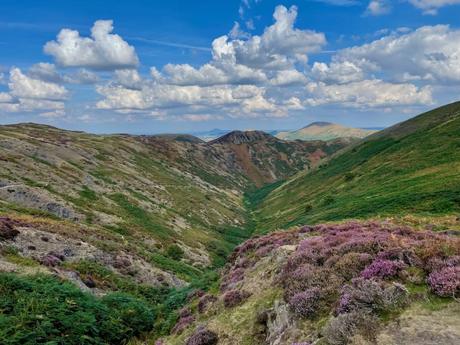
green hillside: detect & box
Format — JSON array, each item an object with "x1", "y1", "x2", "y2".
[{"x1": 254, "y1": 101, "x2": 460, "y2": 232}]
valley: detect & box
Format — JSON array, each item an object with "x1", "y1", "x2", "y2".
[{"x1": 0, "y1": 103, "x2": 459, "y2": 345}]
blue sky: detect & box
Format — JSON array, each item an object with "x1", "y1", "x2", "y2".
[{"x1": 1, "y1": 0, "x2": 460, "y2": 133}]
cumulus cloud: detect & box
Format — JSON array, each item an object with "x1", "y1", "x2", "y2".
[
  {"x1": 114, "y1": 69, "x2": 143, "y2": 90},
  {"x1": 90, "y1": 5, "x2": 450, "y2": 120},
  {"x1": 0, "y1": 92, "x2": 13, "y2": 103},
  {"x1": 95, "y1": 5, "x2": 326, "y2": 119},
  {"x1": 407, "y1": 0, "x2": 460, "y2": 14},
  {"x1": 182, "y1": 114, "x2": 224, "y2": 122},
  {"x1": 44, "y1": 20, "x2": 139, "y2": 70},
  {"x1": 28, "y1": 62, "x2": 99, "y2": 84},
  {"x1": 213, "y1": 6, "x2": 326, "y2": 71},
  {"x1": 366, "y1": 0, "x2": 392, "y2": 15},
  {"x1": 335, "y1": 25, "x2": 460, "y2": 84},
  {"x1": 305, "y1": 80, "x2": 433, "y2": 108},
  {"x1": 0, "y1": 68, "x2": 68, "y2": 115},
  {"x1": 311, "y1": 61, "x2": 364, "y2": 84},
  {"x1": 9, "y1": 68, "x2": 68, "y2": 100}
]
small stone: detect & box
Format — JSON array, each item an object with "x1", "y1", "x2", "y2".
[
  {"x1": 27, "y1": 245, "x2": 36, "y2": 250},
  {"x1": 40, "y1": 236, "x2": 49, "y2": 242}
]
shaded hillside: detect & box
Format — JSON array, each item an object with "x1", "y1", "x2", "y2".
[
  {"x1": 209, "y1": 130, "x2": 349, "y2": 187},
  {"x1": 255, "y1": 102, "x2": 460, "y2": 232},
  {"x1": 276, "y1": 122, "x2": 378, "y2": 141}
]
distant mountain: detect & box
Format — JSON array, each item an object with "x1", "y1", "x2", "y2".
[
  {"x1": 276, "y1": 121, "x2": 379, "y2": 141},
  {"x1": 191, "y1": 128, "x2": 232, "y2": 141},
  {"x1": 209, "y1": 130, "x2": 351, "y2": 186}
]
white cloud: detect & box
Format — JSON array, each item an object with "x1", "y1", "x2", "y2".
[
  {"x1": 407, "y1": 0, "x2": 460, "y2": 14},
  {"x1": 95, "y1": 5, "x2": 327, "y2": 119},
  {"x1": 366, "y1": 0, "x2": 392, "y2": 15},
  {"x1": 270, "y1": 69, "x2": 307, "y2": 86},
  {"x1": 311, "y1": 61, "x2": 364, "y2": 84},
  {"x1": 0, "y1": 92, "x2": 13, "y2": 103},
  {"x1": 71, "y1": 69, "x2": 100, "y2": 84},
  {"x1": 114, "y1": 69, "x2": 143, "y2": 90},
  {"x1": 182, "y1": 114, "x2": 224, "y2": 122},
  {"x1": 9, "y1": 68, "x2": 68, "y2": 100},
  {"x1": 305, "y1": 79, "x2": 433, "y2": 108},
  {"x1": 44, "y1": 20, "x2": 139, "y2": 70},
  {"x1": 336, "y1": 25, "x2": 460, "y2": 84},
  {"x1": 0, "y1": 68, "x2": 67, "y2": 114},
  {"x1": 28, "y1": 63, "x2": 99, "y2": 84},
  {"x1": 214, "y1": 6, "x2": 326, "y2": 70}
]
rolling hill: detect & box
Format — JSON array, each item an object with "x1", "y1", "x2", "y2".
[
  {"x1": 254, "y1": 102, "x2": 460, "y2": 233},
  {"x1": 276, "y1": 122, "x2": 378, "y2": 141},
  {"x1": 0, "y1": 124, "x2": 348, "y2": 286}
]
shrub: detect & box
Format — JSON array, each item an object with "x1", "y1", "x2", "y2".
[
  {"x1": 185, "y1": 327, "x2": 218, "y2": 345},
  {"x1": 427, "y1": 266, "x2": 460, "y2": 297},
  {"x1": 0, "y1": 273, "x2": 155, "y2": 345},
  {"x1": 166, "y1": 244, "x2": 185, "y2": 261},
  {"x1": 289, "y1": 288, "x2": 321, "y2": 318},
  {"x1": 360, "y1": 259, "x2": 406, "y2": 280},
  {"x1": 99, "y1": 293, "x2": 155, "y2": 343},
  {"x1": 222, "y1": 289, "x2": 250, "y2": 308},
  {"x1": 198, "y1": 294, "x2": 217, "y2": 313},
  {"x1": 171, "y1": 315, "x2": 195, "y2": 334},
  {"x1": 331, "y1": 252, "x2": 373, "y2": 280},
  {"x1": 337, "y1": 278, "x2": 408, "y2": 315},
  {"x1": 323, "y1": 311, "x2": 379, "y2": 345}
]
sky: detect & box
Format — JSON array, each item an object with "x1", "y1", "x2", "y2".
[{"x1": 1, "y1": 0, "x2": 460, "y2": 134}]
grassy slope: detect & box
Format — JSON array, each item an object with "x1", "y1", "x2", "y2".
[
  {"x1": 255, "y1": 101, "x2": 460, "y2": 233},
  {"x1": 0, "y1": 124, "x2": 249, "y2": 280}
]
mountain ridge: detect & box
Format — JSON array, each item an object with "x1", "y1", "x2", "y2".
[{"x1": 276, "y1": 121, "x2": 378, "y2": 141}]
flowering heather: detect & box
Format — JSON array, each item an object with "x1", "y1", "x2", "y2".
[
  {"x1": 427, "y1": 266, "x2": 460, "y2": 297},
  {"x1": 198, "y1": 294, "x2": 217, "y2": 313},
  {"x1": 337, "y1": 278, "x2": 408, "y2": 314},
  {"x1": 222, "y1": 289, "x2": 250, "y2": 308},
  {"x1": 216, "y1": 221, "x2": 459, "y2": 342},
  {"x1": 289, "y1": 288, "x2": 321, "y2": 318},
  {"x1": 360, "y1": 259, "x2": 406, "y2": 279},
  {"x1": 172, "y1": 315, "x2": 195, "y2": 334},
  {"x1": 185, "y1": 327, "x2": 218, "y2": 345},
  {"x1": 273, "y1": 221, "x2": 458, "y2": 322}
]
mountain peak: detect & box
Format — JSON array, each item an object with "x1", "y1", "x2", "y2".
[
  {"x1": 302, "y1": 121, "x2": 334, "y2": 129},
  {"x1": 210, "y1": 130, "x2": 273, "y2": 145}
]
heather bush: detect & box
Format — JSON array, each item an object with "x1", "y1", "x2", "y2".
[
  {"x1": 289, "y1": 288, "x2": 321, "y2": 318},
  {"x1": 198, "y1": 294, "x2": 217, "y2": 313},
  {"x1": 222, "y1": 289, "x2": 250, "y2": 308},
  {"x1": 337, "y1": 278, "x2": 408, "y2": 314},
  {"x1": 185, "y1": 327, "x2": 218, "y2": 345},
  {"x1": 323, "y1": 311, "x2": 379, "y2": 345},
  {"x1": 427, "y1": 266, "x2": 460, "y2": 297},
  {"x1": 172, "y1": 315, "x2": 195, "y2": 334},
  {"x1": 330, "y1": 252, "x2": 373, "y2": 280},
  {"x1": 360, "y1": 259, "x2": 406, "y2": 279}
]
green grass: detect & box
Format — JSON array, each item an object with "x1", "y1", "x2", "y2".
[
  {"x1": 255, "y1": 101, "x2": 460, "y2": 232},
  {"x1": 110, "y1": 193, "x2": 172, "y2": 240}
]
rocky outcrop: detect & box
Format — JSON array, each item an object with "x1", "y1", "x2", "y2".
[{"x1": 0, "y1": 185, "x2": 81, "y2": 220}]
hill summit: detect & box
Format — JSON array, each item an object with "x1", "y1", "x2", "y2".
[{"x1": 276, "y1": 122, "x2": 378, "y2": 141}]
